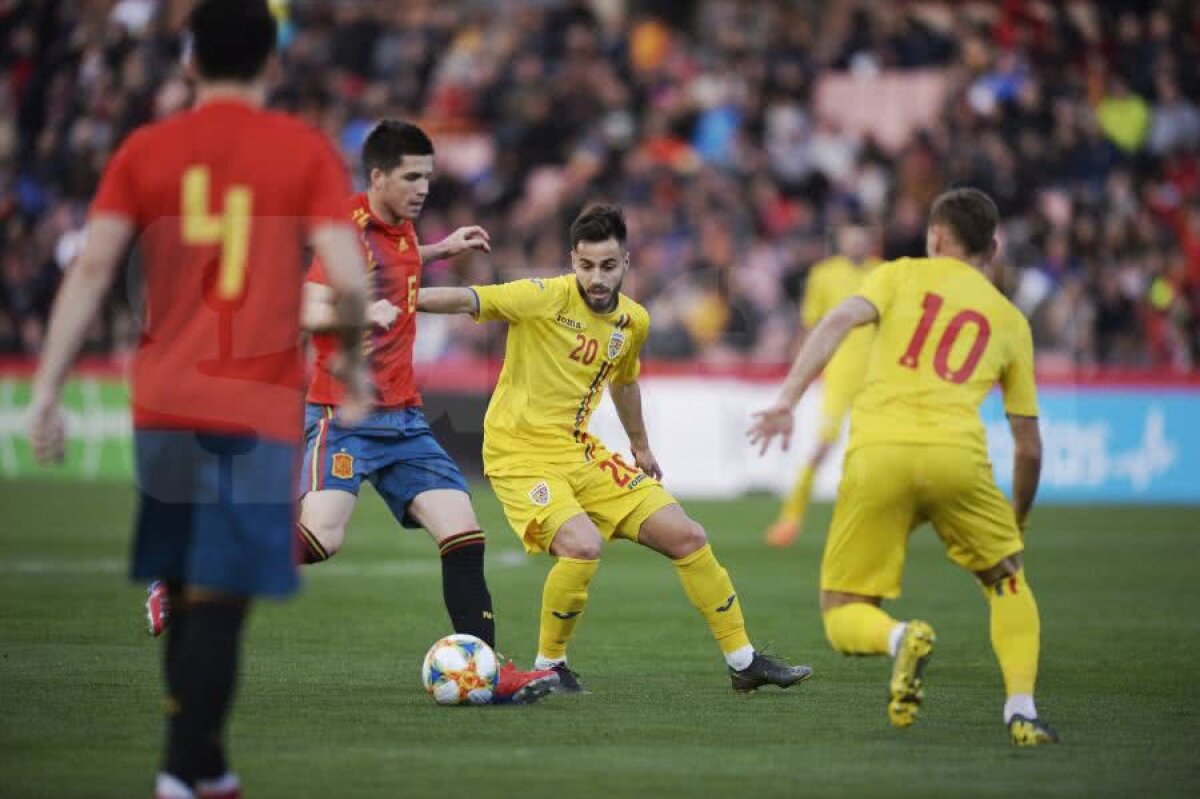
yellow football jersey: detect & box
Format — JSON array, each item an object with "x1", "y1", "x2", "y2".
[
  {"x1": 472, "y1": 275, "x2": 650, "y2": 474},
  {"x1": 802, "y1": 256, "x2": 879, "y2": 388},
  {"x1": 850, "y1": 256, "x2": 1038, "y2": 454}
]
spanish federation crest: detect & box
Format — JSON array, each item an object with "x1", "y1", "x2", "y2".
[
  {"x1": 607, "y1": 330, "x2": 626, "y2": 360},
  {"x1": 529, "y1": 481, "x2": 551, "y2": 507},
  {"x1": 331, "y1": 452, "x2": 354, "y2": 480}
]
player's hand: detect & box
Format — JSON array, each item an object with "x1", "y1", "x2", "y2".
[
  {"x1": 631, "y1": 443, "x2": 663, "y2": 481},
  {"x1": 368, "y1": 299, "x2": 401, "y2": 331},
  {"x1": 437, "y1": 226, "x2": 491, "y2": 258},
  {"x1": 329, "y1": 353, "x2": 373, "y2": 426},
  {"x1": 26, "y1": 393, "x2": 66, "y2": 464},
  {"x1": 747, "y1": 403, "x2": 795, "y2": 456}
]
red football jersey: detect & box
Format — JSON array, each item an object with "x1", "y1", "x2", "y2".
[
  {"x1": 306, "y1": 193, "x2": 422, "y2": 409},
  {"x1": 90, "y1": 99, "x2": 352, "y2": 442}
]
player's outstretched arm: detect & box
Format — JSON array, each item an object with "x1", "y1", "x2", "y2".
[
  {"x1": 610, "y1": 380, "x2": 663, "y2": 480},
  {"x1": 1007, "y1": 415, "x2": 1042, "y2": 533},
  {"x1": 417, "y1": 287, "x2": 480, "y2": 316},
  {"x1": 303, "y1": 282, "x2": 400, "y2": 333},
  {"x1": 748, "y1": 296, "x2": 878, "y2": 455},
  {"x1": 418, "y1": 226, "x2": 490, "y2": 262},
  {"x1": 27, "y1": 214, "x2": 135, "y2": 463}
]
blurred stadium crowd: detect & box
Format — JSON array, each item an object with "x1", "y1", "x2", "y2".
[{"x1": 1, "y1": 0, "x2": 1198, "y2": 370}]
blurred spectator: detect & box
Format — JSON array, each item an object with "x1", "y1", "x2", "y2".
[{"x1": 2, "y1": 0, "x2": 1198, "y2": 373}]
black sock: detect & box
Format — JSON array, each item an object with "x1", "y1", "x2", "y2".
[
  {"x1": 438, "y1": 531, "x2": 495, "y2": 648},
  {"x1": 164, "y1": 600, "x2": 247, "y2": 785},
  {"x1": 163, "y1": 582, "x2": 187, "y2": 699},
  {"x1": 294, "y1": 521, "x2": 330, "y2": 564}
]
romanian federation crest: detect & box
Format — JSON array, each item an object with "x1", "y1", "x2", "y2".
[
  {"x1": 607, "y1": 330, "x2": 626, "y2": 360},
  {"x1": 331, "y1": 452, "x2": 354, "y2": 480},
  {"x1": 529, "y1": 481, "x2": 551, "y2": 507}
]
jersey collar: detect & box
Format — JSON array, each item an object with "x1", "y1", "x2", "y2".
[{"x1": 353, "y1": 192, "x2": 412, "y2": 238}]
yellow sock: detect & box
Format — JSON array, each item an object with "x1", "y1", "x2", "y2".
[
  {"x1": 537, "y1": 557, "x2": 599, "y2": 661},
  {"x1": 780, "y1": 465, "x2": 816, "y2": 523},
  {"x1": 822, "y1": 602, "x2": 898, "y2": 655},
  {"x1": 986, "y1": 568, "x2": 1040, "y2": 696},
  {"x1": 672, "y1": 544, "x2": 752, "y2": 655}
]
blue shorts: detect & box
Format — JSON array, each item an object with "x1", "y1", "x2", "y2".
[
  {"x1": 300, "y1": 404, "x2": 469, "y2": 528},
  {"x1": 131, "y1": 430, "x2": 300, "y2": 598}
]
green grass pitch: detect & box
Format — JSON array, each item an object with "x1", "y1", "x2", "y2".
[{"x1": 1, "y1": 481, "x2": 1198, "y2": 798}]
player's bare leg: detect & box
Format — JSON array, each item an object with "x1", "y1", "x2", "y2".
[
  {"x1": 409, "y1": 489, "x2": 558, "y2": 704},
  {"x1": 768, "y1": 439, "x2": 834, "y2": 548},
  {"x1": 821, "y1": 590, "x2": 934, "y2": 727},
  {"x1": 534, "y1": 513, "x2": 603, "y2": 692},
  {"x1": 296, "y1": 489, "x2": 357, "y2": 563},
  {"x1": 638, "y1": 504, "x2": 813, "y2": 691},
  {"x1": 156, "y1": 586, "x2": 249, "y2": 799},
  {"x1": 975, "y1": 554, "x2": 1058, "y2": 745}
]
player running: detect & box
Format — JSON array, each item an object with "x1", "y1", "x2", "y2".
[
  {"x1": 765, "y1": 223, "x2": 879, "y2": 547},
  {"x1": 749, "y1": 188, "x2": 1058, "y2": 746},
  {"x1": 26, "y1": 2, "x2": 371, "y2": 798},
  {"x1": 295, "y1": 120, "x2": 558, "y2": 704},
  {"x1": 418, "y1": 203, "x2": 813, "y2": 694}
]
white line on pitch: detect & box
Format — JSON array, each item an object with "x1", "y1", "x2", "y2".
[{"x1": 0, "y1": 550, "x2": 528, "y2": 578}]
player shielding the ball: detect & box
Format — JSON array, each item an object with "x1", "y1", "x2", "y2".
[{"x1": 419, "y1": 203, "x2": 813, "y2": 694}]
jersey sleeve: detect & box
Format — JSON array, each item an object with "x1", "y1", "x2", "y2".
[
  {"x1": 90, "y1": 132, "x2": 143, "y2": 223},
  {"x1": 472, "y1": 278, "x2": 559, "y2": 323},
  {"x1": 855, "y1": 258, "x2": 901, "y2": 318},
  {"x1": 609, "y1": 309, "x2": 648, "y2": 386},
  {"x1": 303, "y1": 135, "x2": 353, "y2": 231},
  {"x1": 1000, "y1": 314, "x2": 1039, "y2": 417},
  {"x1": 800, "y1": 266, "x2": 824, "y2": 328}
]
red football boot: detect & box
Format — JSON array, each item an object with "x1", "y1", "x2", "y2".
[
  {"x1": 492, "y1": 661, "x2": 559, "y2": 705},
  {"x1": 146, "y1": 581, "x2": 170, "y2": 638}
]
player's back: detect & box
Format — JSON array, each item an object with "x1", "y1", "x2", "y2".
[
  {"x1": 850, "y1": 256, "x2": 1036, "y2": 454},
  {"x1": 93, "y1": 99, "x2": 349, "y2": 442}
]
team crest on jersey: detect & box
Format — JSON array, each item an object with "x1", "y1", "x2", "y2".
[
  {"x1": 607, "y1": 330, "x2": 626, "y2": 360},
  {"x1": 529, "y1": 278, "x2": 545, "y2": 290},
  {"x1": 331, "y1": 452, "x2": 354, "y2": 480},
  {"x1": 528, "y1": 481, "x2": 551, "y2": 507},
  {"x1": 397, "y1": 237, "x2": 409, "y2": 252}
]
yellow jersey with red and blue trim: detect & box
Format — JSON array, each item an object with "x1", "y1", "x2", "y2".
[
  {"x1": 472, "y1": 275, "x2": 649, "y2": 475},
  {"x1": 850, "y1": 256, "x2": 1038, "y2": 455}
]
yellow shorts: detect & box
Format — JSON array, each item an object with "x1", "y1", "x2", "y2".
[
  {"x1": 487, "y1": 451, "x2": 677, "y2": 554},
  {"x1": 820, "y1": 444, "x2": 1023, "y2": 599}
]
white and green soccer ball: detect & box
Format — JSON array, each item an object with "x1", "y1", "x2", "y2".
[{"x1": 420, "y1": 634, "x2": 499, "y2": 706}]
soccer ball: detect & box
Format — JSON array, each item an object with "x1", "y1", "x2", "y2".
[{"x1": 420, "y1": 634, "x2": 499, "y2": 706}]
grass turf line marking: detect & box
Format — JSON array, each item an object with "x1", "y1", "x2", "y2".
[{"x1": 0, "y1": 550, "x2": 527, "y2": 577}]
